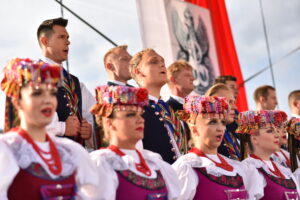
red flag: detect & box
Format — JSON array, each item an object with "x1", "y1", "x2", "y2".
[{"x1": 186, "y1": 0, "x2": 248, "y2": 111}]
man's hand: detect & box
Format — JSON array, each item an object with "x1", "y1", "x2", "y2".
[
  {"x1": 65, "y1": 115, "x2": 80, "y2": 136},
  {"x1": 79, "y1": 118, "x2": 92, "y2": 140}
]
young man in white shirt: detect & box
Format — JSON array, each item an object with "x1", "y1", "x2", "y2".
[{"x1": 37, "y1": 17, "x2": 95, "y2": 148}]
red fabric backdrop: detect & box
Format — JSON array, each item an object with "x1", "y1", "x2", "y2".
[{"x1": 186, "y1": 0, "x2": 248, "y2": 111}]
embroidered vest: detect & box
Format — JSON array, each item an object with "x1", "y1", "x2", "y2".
[
  {"x1": 258, "y1": 168, "x2": 299, "y2": 200},
  {"x1": 116, "y1": 170, "x2": 168, "y2": 200},
  {"x1": 193, "y1": 167, "x2": 247, "y2": 200},
  {"x1": 8, "y1": 163, "x2": 77, "y2": 200}
]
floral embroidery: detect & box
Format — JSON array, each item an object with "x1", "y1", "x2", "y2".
[
  {"x1": 258, "y1": 168, "x2": 296, "y2": 189},
  {"x1": 195, "y1": 167, "x2": 244, "y2": 188},
  {"x1": 117, "y1": 170, "x2": 166, "y2": 190},
  {"x1": 26, "y1": 163, "x2": 75, "y2": 181}
]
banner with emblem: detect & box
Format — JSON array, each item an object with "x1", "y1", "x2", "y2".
[{"x1": 136, "y1": 0, "x2": 220, "y2": 94}]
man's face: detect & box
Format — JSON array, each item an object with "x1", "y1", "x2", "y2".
[
  {"x1": 225, "y1": 80, "x2": 238, "y2": 99},
  {"x1": 263, "y1": 89, "x2": 278, "y2": 110},
  {"x1": 137, "y1": 50, "x2": 167, "y2": 88},
  {"x1": 173, "y1": 69, "x2": 195, "y2": 96},
  {"x1": 46, "y1": 25, "x2": 70, "y2": 64},
  {"x1": 111, "y1": 48, "x2": 132, "y2": 81}
]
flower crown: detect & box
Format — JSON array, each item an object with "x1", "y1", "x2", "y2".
[
  {"x1": 90, "y1": 85, "x2": 148, "y2": 117},
  {"x1": 236, "y1": 110, "x2": 287, "y2": 134},
  {"x1": 1, "y1": 58, "x2": 63, "y2": 98},
  {"x1": 286, "y1": 117, "x2": 300, "y2": 140},
  {"x1": 177, "y1": 95, "x2": 229, "y2": 124}
]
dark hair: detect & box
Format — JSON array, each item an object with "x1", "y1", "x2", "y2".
[
  {"x1": 253, "y1": 85, "x2": 275, "y2": 103},
  {"x1": 37, "y1": 18, "x2": 68, "y2": 41},
  {"x1": 214, "y1": 75, "x2": 237, "y2": 85}
]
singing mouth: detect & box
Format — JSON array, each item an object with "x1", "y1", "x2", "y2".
[
  {"x1": 41, "y1": 107, "x2": 52, "y2": 117},
  {"x1": 216, "y1": 134, "x2": 223, "y2": 142}
]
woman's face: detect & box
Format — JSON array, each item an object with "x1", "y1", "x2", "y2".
[
  {"x1": 251, "y1": 124, "x2": 280, "y2": 154},
  {"x1": 278, "y1": 125, "x2": 288, "y2": 146},
  {"x1": 193, "y1": 116, "x2": 226, "y2": 150},
  {"x1": 109, "y1": 106, "x2": 145, "y2": 145},
  {"x1": 137, "y1": 50, "x2": 167, "y2": 88},
  {"x1": 15, "y1": 84, "x2": 57, "y2": 128}
]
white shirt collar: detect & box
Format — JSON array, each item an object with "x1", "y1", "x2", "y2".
[
  {"x1": 108, "y1": 80, "x2": 126, "y2": 86},
  {"x1": 292, "y1": 113, "x2": 300, "y2": 118},
  {"x1": 40, "y1": 57, "x2": 62, "y2": 66},
  {"x1": 148, "y1": 95, "x2": 159, "y2": 103},
  {"x1": 170, "y1": 95, "x2": 184, "y2": 105}
]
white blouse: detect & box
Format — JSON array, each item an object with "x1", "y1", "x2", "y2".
[
  {"x1": 172, "y1": 153, "x2": 263, "y2": 200},
  {"x1": 90, "y1": 148, "x2": 181, "y2": 200},
  {"x1": 271, "y1": 148, "x2": 300, "y2": 168},
  {"x1": 0, "y1": 132, "x2": 99, "y2": 200},
  {"x1": 243, "y1": 157, "x2": 300, "y2": 199}
]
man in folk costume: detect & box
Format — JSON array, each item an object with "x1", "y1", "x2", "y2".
[
  {"x1": 37, "y1": 17, "x2": 95, "y2": 148},
  {"x1": 129, "y1": 48, "x2": 187, "y2": 164},
  {"x1": 0, "y1": 58, "x2": 99, "y2": 199}
]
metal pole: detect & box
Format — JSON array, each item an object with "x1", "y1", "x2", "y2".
[
  {"x1": 54, "y1": 0, "x2": 118, "y2": 47},
  {"x1": 59, "y1": 0, "x2": 70, "y2": 73},
  {"x1": 259, "y1": 0, "x2": 276, "y2": 88},
  {"x1": 259, "y1": 0, "x2": 278, "y2": 108}
]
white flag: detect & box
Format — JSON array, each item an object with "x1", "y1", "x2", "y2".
[{"x1": 136, "y1": 0, "x2": 220, "y2": 94}]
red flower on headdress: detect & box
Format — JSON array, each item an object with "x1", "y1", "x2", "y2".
[{"x1": 136, "y1": 88, "x2": 148, "y2": 102}]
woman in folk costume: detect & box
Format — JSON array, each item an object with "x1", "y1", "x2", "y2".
[
  {"x1": 237, "y1": 110, "x2": 300, "y2": 200},
  {"x1": 0, "y1": 58, "x2": 99, "y2": 200},
  {"x1": 172, "y1": 95, "x2": 261, "y2": 200},
  {"x1": 89, "y1": 85, "x2": 180, "y2": 200}
]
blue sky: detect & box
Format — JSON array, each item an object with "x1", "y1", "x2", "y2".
[{"x1": 0, "y1": 0, "x2": 299, "y2": 129}]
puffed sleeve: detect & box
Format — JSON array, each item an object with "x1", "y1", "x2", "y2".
[
  {"x1": 65, "y1": 140, "x2": 100, "y2": 200},
  {"x1": 90, "y1": 150, "x2": 119, "y2": 200},
  {"x1": 294, "y1": 168, "x2": 300, "y2": 187},
  {"x1": 143, "y1": 150, "x2": 180, "y2": 200},
  {"x1": 242, "y1": 158, "x2": 268, "y2": 200},
  {"x1": 0, "y1": 141, "x2": 20, "y2": 200},
  {"x1": 235, "y1": 162, "x2": 264, "y2": 200},
  {"x1": 172, "y1": 156, "x2": 199, "y2": 200}
]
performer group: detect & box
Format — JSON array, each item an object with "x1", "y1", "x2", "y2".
[{"x1": 1, "y1": 17, "x2": 300, "y2": 200}]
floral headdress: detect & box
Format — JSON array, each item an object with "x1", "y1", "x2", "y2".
[
  {"x1": 90, "y1": 85, "x2": 148, "y2": 117},
  {"x1": 1, "y1": 58, "x2": 63, "y2": 98},
  {"x1": 286, "y1": 117, "x2": 300, "y2": 140},
  {"x1": 177, "y1": 95, "x2": 229, "y2": 124},
  {"x1": 236, "y1": 110, "x2": 287, "y2": 134}
]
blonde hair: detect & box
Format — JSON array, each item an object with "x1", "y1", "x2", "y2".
[
  {"x1": 129, "y1": 48, "x2": 154, "y2": 81},
  {"x1": 167, "y1": 60, "x2": 193, "y2": 80},
  {"x1": 103, "y1": 45, "x2": 128, "y2": 66},
  {"x1": 205, "y1": 83, "x2": 230, "y2": 96}
]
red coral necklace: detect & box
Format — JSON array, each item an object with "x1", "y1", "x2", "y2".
[
  {"x1": 189, "y1": 147, "x2": 233, "y2": 172},
  {"x1": 108, "y1": 145, "x2": 152, "y2": 176},
  {"x1": 18, "y1": 128, "x2": 62, "y2": 175},
  {"x1": 250, "y1": 154, "x2": 285, "y2": 178}
]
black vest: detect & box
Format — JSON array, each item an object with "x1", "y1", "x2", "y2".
[
  {"x1": 166, "y1": 97, "x2": 183, "y2": 112},
  {"x1": 142, "y1": 101, "x2": 176, "y2": 164},
  {"x1": 57, "y1": 74, "x2": 82, "y2": 122}
]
